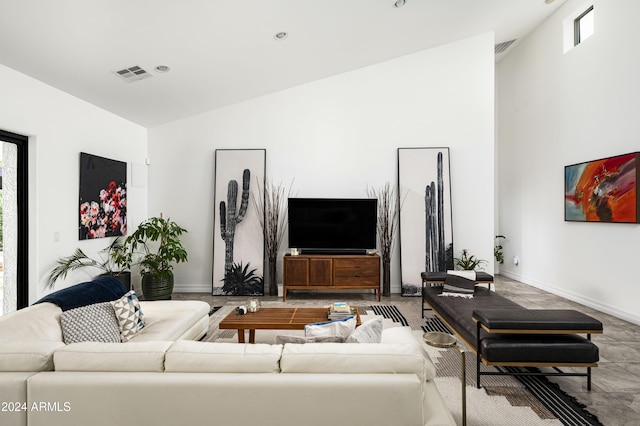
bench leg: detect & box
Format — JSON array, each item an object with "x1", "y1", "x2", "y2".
[{"x1": 476, "y1": 321, "x2": 481, "y2": 389}]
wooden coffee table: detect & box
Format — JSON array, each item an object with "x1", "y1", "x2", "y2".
[{"x1": 218, "y1": 307, "x2": 361, "y2": 343}]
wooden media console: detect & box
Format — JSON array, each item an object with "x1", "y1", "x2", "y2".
[{"x1": 283, "y1": 254, "x2": 380, "y2": 301}]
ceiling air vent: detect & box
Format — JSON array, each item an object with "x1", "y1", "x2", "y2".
[
  {"x1": 495, "y1": 39, "x2": 517, "y2": 54},
  {"x1": 114, "y1": 65, "x2": 152, "y2": 83}
]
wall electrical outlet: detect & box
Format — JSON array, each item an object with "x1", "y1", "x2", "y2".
[
  {"x1": 513, "y1": 255, "x2": 519, "y2": 266},
  {"x1": 53, "y1": 231, "x2": 60, "y2": 242}
]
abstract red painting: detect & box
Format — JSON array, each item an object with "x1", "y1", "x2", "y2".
[{"x1": 565, "y1": 152, "x2": 639, "y2": 223}]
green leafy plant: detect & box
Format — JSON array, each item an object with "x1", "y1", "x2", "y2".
[
  {"x1": 221, "y1": 262, "x2": 264, "y2": 295},
  {"x1": 46, "y1": 237, "x2": 128, "y2": 289},
  {"x1": 454, "y1": 249, "x2": 487, "y2": 271},
  {"x1": 122, "y1": 216, "x2": 188, "y2": 279},
  {"x1": 494, "y1": 235, "x2": 506, "y2": 264}
]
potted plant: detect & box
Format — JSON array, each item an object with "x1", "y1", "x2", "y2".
[
  {"x1": 46, "y1": 237, "x2": 131, "y2": 289},
  {"x1": 494, "y1": 235, "x2": 506, "y2": 264},
  {"x1": 122, "y1": 215, "x2": 188, "y2": 300},
  {"x1": 454, "y1": 249, "x2": 487, "y2": 271},
  {"x1": 252, "y1": 179, "x2": 293, "y2": 296},
  {"x1": 367, "y1": 183, "x2": 402, "y2": 297}
]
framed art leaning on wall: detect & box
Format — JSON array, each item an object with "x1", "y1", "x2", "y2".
[
  {"x1": 565, "y1": 152, "x2": 639, "y2": 223},
  {"x1": 213, "y1": 149, "x2": 266, "y2": 295},
  {"x1": 398, "y1": 147, "x2": 454, "y2": 296}
]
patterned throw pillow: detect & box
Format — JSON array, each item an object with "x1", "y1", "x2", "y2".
[
  {"x1": 111, "y1": 290, "x2": 145, "y2": 342},
  {"x1": 60, "y1": 302, "x2": 122, "y2": 344}
]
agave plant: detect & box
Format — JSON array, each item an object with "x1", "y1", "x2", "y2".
[{"x1": 221, "y1": 262, "x2": 264, "y2": 295}]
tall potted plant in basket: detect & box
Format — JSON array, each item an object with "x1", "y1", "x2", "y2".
[
  {"x1": 367, "y1": 183, "x2": 401, "y2": 297},
  {"x1": 122, "y1": 215, "x2": 188, "y2": 300}
]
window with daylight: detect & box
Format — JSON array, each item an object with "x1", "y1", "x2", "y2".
[
  {"x1": 574, "y1": 6, "x2": 594, "y2": 46},
  {"x1": 0, "y1": 129, "x2": 29, "y2": 314}
]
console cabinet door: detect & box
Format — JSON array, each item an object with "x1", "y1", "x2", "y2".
[
  {"x1": 284, "y1": 257, "x2": 309, "y2": 286},
  {"x1": 309, "y1": 258, "x2": 332, "y2": 286}
]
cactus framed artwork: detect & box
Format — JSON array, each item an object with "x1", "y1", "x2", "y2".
[
  {"x1": 213, "y1": 149, "x2": 266, "y2": 295},
  {"x1": 397, "y1": 148, "x2": 454, "y2": 296}
]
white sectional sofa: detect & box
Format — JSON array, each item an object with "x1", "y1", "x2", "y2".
[{"x1": 0, "y1": 288, "x2": 454, "y2": 426}]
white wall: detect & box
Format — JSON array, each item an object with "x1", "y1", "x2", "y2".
[
  {"x1": 149, "y1": 32, "x2": 495, "y2": 293},
  {"x1": 497, "y1": 0, "x2": 640, "y2": 323},
  {"x1": 0, "y1": 64, "x2": 148, "y2": 304}
]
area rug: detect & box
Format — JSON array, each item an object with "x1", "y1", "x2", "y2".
[
  {"x1": 368, "y1": 305, "x2": 603, "y2": 426},
  {"x1": 205, "y1": 303, "x2": 602, "y2": 426}
]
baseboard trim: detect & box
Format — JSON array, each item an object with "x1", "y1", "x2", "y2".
[
  {"x1": 173, "y1": 283, "x2": 211, "y2": 293},
  {"x1": 500, "y1": 271, "x2": 640, "y2": 326}
]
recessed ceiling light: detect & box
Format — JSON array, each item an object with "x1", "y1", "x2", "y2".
[
  {"x1": 274, "y1": 32, "x2": 288, "y2": 41},
  {"x1": 154, "y1": 65, "x2": 170, "y2": 73},
  {"x1": 394, "y1": 0, "x2": 406, "y2": 7},
  {"x1": 545, "y1": 0, "x2": 556, "y2": 4}
]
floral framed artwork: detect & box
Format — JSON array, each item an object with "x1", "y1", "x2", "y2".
[
  {"x1": 398, "y1": 147, "x2": 454, "y2": 296},
  {"x1": 213, "y1": 149, "x2": 266, "y2": 295},
  {"x1": 565, "y1": 152, "x2": 640, "y2": 223},
  {"x1": 79, "y1": 152, "x2": 127, "y2": 240}
]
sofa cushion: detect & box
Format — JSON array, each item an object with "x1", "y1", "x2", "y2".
[
  {"x1": 111, "y1": 290, "x2": 145, "y2": 341},
  {"x1": 54, "y1": 341, "x2": 171, "y2": 372},
  {"x1": 0, "y1": 342, "x2": 65, "y2": 371},
  {"x1": 304, "y1": 316, "x2": 356, "y2": 339},
  {"x1": 60, "y1": 302, "x2": 122, "y2": 344},
  {"x1": 345, "y1": 318, "x2": 383, "y2": 343},
  {"x1": 35, "y1": 276, "x2": 127, "y2": 311},
  {"x1": 280, "y1": 343, "x2": 432, "y2": 382},
  {"x1": 127, "y1": 300, "x2": 209, "y2": 342},
  {"x1": 165, "y1": 341, "x2": 283, "y2": 373},
  {"x1": 0, "y1": 303, "x2": 63, "y2": 342}
]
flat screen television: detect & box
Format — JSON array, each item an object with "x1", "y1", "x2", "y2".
[{"x1": 287, "y1": 198, "x2": 378, "y2": 254}]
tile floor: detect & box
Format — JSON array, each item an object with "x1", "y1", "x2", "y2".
[{"x1": 174, "y1": 274, "x2": 640, "y2": 425}]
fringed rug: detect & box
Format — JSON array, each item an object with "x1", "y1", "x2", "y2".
[{"x1": 368, "y1": 305, "x2": 603, "y2": 426}]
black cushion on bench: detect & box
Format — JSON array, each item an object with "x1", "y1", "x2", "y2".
[
  {"x1": 473, "y1": 309, "x2": 603, "y2": 332},
  {"x1": 423, "y1": 286, "x2": 520, "y2": 349},
  {"x1": 421, "y1": 271, "x2": 494, "y2": 282},
  {"x1": 480, "y1": 334, "x2": 599, "y2": 364}
]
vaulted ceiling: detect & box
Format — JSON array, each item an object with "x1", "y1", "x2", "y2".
[{"x1": 0, "y1": 0, "x2": 565, "y2": 127}]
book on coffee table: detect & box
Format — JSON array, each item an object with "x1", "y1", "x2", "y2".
[{"x1": 328, "y1": 302, "x2": 357, "y2": 320}]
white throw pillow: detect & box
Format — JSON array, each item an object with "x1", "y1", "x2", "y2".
[
  {"x1": 345, "y1": 318, "x2": 383, "y2": 343},
  {"x1": 305, "y1": 316, "x2": 356, "y2": 339}
]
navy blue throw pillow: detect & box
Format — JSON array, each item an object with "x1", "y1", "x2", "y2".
[{"x1": 35, "y1": 276, "x2": 127, "y2": 311}]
